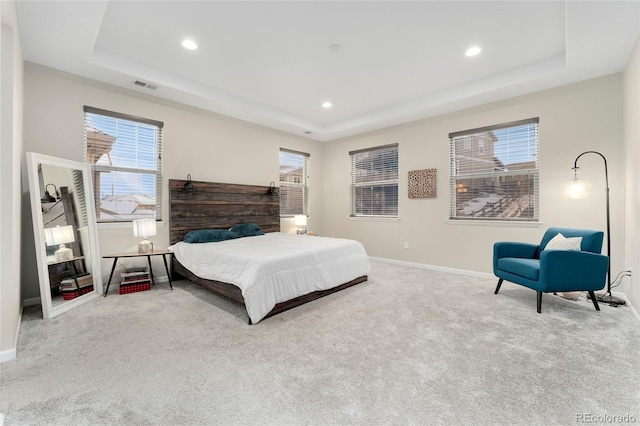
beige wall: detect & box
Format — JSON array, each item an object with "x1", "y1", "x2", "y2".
[
  {"x1": 623, "y1": 34, "x2": 640, "y2": 312},
  {"x1": 1, "y1": 0, "x2": 24, "y2": 360},
  {"x1": 21, "y1": 63, "x2": 324, "y2": 300},
  {"x1": 323, "y1": 75, "x2": 626, "y2": 279}
]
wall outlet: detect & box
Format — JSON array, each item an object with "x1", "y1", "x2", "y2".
[{"x1": 404, "y1": 242, "x2": 409, "y2": 249}]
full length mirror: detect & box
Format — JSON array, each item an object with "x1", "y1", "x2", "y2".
[{"x1": 26, "y1": 152, "x2": 103, "y2": 319}]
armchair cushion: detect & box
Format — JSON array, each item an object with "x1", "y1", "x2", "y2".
[{"x1": 497, "y1": 258, "x2": 540, "y2": 281}]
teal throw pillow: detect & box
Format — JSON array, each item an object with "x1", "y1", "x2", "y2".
[
  {"x1": 184, "y1": 229, "x2": 240, "y2": 243},
  {"x1": 230, "y1": 223, "x2": 265, "y2": 237}
]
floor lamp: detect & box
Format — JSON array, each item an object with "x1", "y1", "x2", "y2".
[{"x1": 561, "y1": 151, "x2": 625, "y2": 306}]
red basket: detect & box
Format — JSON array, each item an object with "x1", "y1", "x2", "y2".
[
  {"x1": 119, "y1": 281, "x2": 151, "y2": 294},
  {"x1": 61, "y1": 285, "x2": 94, "y2": 300}
]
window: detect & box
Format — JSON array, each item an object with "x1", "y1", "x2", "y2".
[
  {"x1": 449, "y1": 118, "x2": 539, "y2": 221},
  {"x1": 350, "y1": 144, "x2": 398, "y2": 217},
  {"x1": 83, "y1": 106, "x2": 163, "y2": 222},
  {"x1": 279, "y1": 149, "x2": 309, "y2": 216}
]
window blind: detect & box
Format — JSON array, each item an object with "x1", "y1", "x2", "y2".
[
  {"x1": 71, "y1": 169, "x2": 87, "y2": 227},
  {"x1": 350, "y1": 143, "x2": 399, "y2": 217},
  {"x1": 83, "y1": 106, "x2": 163, "y2": 222},
  {"x1": 449, "y1": 118, "x2": 539, "y2": 221},
  {"x1": 279, "y1": 149, "x2": 309, "y2": 216}
]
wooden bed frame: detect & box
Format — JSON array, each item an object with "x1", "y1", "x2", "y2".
[{"x1": 169, "y1": 179, "x2": 367, "y2": 323}]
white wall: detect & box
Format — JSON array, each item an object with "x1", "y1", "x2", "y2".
[
  {"x1": 21, "y1": 63, "x2": 323, "y2": 300},
  {"x1": 323, "y1": 75, "x2": 626, "y2": 278},
  {"x1": 623, "y1": 34, "x2": 640, "y2": 313},
  {"x1": 0, "y1": 0, "x2": 24, "y2": 361}
]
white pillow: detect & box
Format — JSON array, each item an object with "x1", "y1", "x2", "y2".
[{"x1": 544, "y1": 233, "x2": 582, "y2": 251}]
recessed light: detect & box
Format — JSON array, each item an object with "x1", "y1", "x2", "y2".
[
  {"x1": 322, "y1": 102, "x2": 332, "y2": 109},
  {"x1": 465, "y1": 46, "x2": 481, "y2": 57},
  {"x1": 182, "y1": 40, "x2": 198, "y2": 50}
]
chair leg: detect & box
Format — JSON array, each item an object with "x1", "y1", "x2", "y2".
[
  {"x1": 537, "y1": 292, "x2": 542, "y2": 313},
  {"x1": 588, "y1": 291, "x2": 601, "y2": 311},
  {"x1": 494, "y1": 278, "x2": 503, "y2": 294}
]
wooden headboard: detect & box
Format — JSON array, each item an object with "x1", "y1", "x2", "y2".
[{"x1": 168, "y1": 179, "x2": 280, "y2": 244}]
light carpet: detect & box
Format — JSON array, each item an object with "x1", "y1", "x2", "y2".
[{"x1": 1, "y1": 259, "x2": 639, "y2": 425}]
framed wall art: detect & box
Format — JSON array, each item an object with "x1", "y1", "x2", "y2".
[{"x1": 408, "y1": 168, "x2": 437, "y2": 199}]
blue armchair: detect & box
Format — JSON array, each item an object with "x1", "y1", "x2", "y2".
[{"x1": 493, "y1": 227, "x2": 609, "y2": 313}]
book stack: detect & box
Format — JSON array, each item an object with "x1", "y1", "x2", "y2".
[
  {"x1": 119, "y1": 268, "x2": 152, "y2": 294},
  {"x1": 60, "y1": 274, "x2": 94, "y2": 300}
]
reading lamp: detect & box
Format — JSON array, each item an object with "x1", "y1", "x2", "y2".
[
  {"x1": 183, "y1": 174, "x2": 196, "y2": 193},
  {"x1": 44, "y1": 225, "x2": 75, "y2": 262},
  {"x1": 561, "y1": 150, "x2": 625, "y2": 306},
  {"x1": 267, "y1": 181, "x2": 279, "y2": 196},
  {"x1": 41, "y1": 184, "x2": 58, "y2": 203},
  {"x1": 133, "y1": 218, "x2": 157, "y2": 254},
  {"x1": 294, "y1": 214, "x2": 307, "y2": 235}
]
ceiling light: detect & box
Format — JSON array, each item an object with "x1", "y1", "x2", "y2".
[
  {"x1": 328, "y1": 44, "x2": 342, "y2": 53},
  {"x1": 465, "y1": 46, "x2": 481, "y2": 57},
  {"x1": 322, "y1": 102, "x2": 332, "y2": 108},
  {"x1": 182, "y1": 40, "x2": 198, "y2": 50}
]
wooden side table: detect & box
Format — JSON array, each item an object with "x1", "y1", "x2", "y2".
[
  {"x1": 47, "y1": 256, "x2": 85, "y2": 290},
  {"x1": 103, "y1": 250, "x2": 173, "y2": 296}
]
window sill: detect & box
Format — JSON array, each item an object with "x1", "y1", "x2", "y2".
[
  {"x1": 446, "y1": 219, "x2": 542, "y2": 228},
  {"x1": 348, "y1": 216, "x2": 400, "y2": 222},
  {"x1": 97, "y1": 221, "x2": 167, "y2": 230}
]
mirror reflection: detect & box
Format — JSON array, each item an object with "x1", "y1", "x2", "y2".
[
  {"x1": 27, "y1": 152, "x2": 102, "y2": 319},
  {"x1": 39, "y1": 164, "x2": 96, "y2": 307}
]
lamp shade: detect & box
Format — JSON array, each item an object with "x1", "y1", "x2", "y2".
[
  {"x1": 294, "y1": 215, "x2": 307, "y2": 227},
  {"x1": 561, "y1": 179, "x2": 592, "y2": 200},
  {"x1": 133, "y1": 218, "x2": 157, "y2": 238},
  {"x1": 44, "y1": 225, "x2": 75, "y2": 246}
]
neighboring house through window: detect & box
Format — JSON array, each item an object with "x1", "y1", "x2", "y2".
[
  {"x1": 83, "y1": 106, "x2": 163, "y2": 222},
  {"x1": 279, "y1": 149, "x2": 309, "y2": 216},
  {"x1": 350, "y1": 144, "x2": 399, "y2": 217},
  {"x1": 449, "y1": 118, "x2": 539, "y2": 221}
]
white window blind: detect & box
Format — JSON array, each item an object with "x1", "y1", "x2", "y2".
[
  {"x1": 83, "y1": 106, "x2": 163, "y2": 222},
  {"x1": 71, "y1": 169, "x2": 87, "y2": 227},
  {"x1": 350, "y1": 144, "x2": 398, "y2": 217},
  {"x1": 449, "y1": 118, "x2": 539, "y2": 221},
  {"x1": 279, "y1": 149, "x2": 309, "y2": 216}
]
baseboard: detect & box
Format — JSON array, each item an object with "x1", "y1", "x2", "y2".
[
  {"x1": 0, "y1": 302, "x2": 24, "y2": 363},
  {"x1": 369, "y1": 256, "x2": 495, "y2": 280},
  {"x1": 610, "y1": 291, "x2": 640, "y2": 324},
  {"x1": 0, "y1": 348, "x2": 16, "y2": 363},
  {"x1": 23, "y1": 297, "x2": 41, "y2": 307}
]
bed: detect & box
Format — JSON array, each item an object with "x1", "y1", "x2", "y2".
[{"x1": 168, "y1": 179, "x2": 370, "y2": 324}]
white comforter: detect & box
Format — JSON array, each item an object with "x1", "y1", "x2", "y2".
[{"x1": 168, "y1": 232, "x2": 371, "y2": 323}]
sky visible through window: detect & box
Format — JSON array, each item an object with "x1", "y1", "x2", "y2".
[{"x1": 492, "y1": 124, "x2": 537, "y2": 168}]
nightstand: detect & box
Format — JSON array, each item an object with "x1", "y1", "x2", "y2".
[{"x1": 103, "y1": 250, "x2": 173, "y2": 296}]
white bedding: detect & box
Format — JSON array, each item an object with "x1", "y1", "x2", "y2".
[{"x1": 168, "y1": 232, "x2": 371, "y2": 323}]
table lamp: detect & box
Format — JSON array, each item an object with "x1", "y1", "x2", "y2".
[
  {"x1": 44, "y1": 225, "x2": 75, "y2": 262},
  {"x1": 133, "y1": 218, "x2": 157, "y2": 254},
  {"x1": 294, "y1": 215, "x2": 307, "y2": 235}
]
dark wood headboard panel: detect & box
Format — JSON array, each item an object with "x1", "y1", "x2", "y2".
[{"x1": 169, "y1": 180, "x2": 280, "y2": 244}]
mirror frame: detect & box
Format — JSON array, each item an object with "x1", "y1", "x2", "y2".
[{"x1": 26, "y1": 152, "x2": 103, "y2": 319}]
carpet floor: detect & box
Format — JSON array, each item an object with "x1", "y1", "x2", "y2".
[{"x1": 1, "y1": 259, "x2": 639, "y2": 425}]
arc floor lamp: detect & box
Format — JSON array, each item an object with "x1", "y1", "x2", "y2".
[{"x1": 561, "y1": 150, "x2": 625, "y2": 306}]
